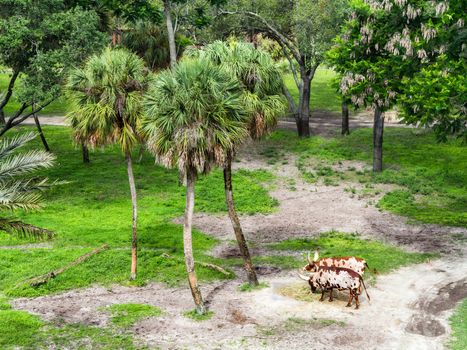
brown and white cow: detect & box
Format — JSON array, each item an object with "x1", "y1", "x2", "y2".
[
  {"x1": 299, "y1": 266, "x2": 370, "y2": 309},
  {"x1": 303, "y1": 250, "x2": 369, "y2": 276}
]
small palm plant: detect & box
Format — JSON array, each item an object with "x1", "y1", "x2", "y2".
[
  {"x1": 66, "y1": 48, "x2": 147, "y2": 280},
  {"x1": 0, "y1": 132, "x2": 56, "y2": 238},
  {"x1": 195, "y1": 41, "x2": 287, "y2": 286},
  {"x1": 144, "y1": 58, "x2": 248, "y2": 314}
]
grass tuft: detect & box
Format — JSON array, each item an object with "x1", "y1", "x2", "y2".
[
  {"x1": 183, "y1": 309, "x2": 214, "y2": 321},
  {"x1": 104, "y1": 303, "x2": 162, "y2": 328}
]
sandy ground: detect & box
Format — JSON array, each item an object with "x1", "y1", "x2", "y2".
[{"x1": 10, "y1": 114, "x2": 467, "y2": 349}]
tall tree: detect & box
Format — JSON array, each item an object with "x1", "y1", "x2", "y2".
[
  {"x1": 0, "y1": 0, "x2": 106, "y2": 136},
  {"x1": 196, "y1": 41, "x2": 286, "y2": 286},
  {"x1": 144, "y1": 57, "x2": 248, "y2": 314},
  {"x1": 67, "y1": 48, "x2": 147, "y2": 280},
  {"x1": 0, "y1": 132, "x2": 57, "y2": 239},
  {"x1": 328, "y1": 0, "x2": 466, "y2": 171},
  {"x1": 217, "y1": 0, "x2": 348, "y2": 137}
]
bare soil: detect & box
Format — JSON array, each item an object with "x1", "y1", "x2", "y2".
[{"x1": 11, "y1": 115, "x2": 467, "y2": 349}]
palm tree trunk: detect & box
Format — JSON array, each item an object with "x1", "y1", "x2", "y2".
[
  {"x1": 82, "y1": 143, "x2": 90, "y2": 163},
  {"x1": 184, "y1": 169, "x2": 206, "y2": 314},
  {"x1": 224, "y1": 160, "x2": 259, "y2": 286},
  {"x1": 373, "y1": 107, "x2": 384, "y2": 172},
  {"x1": 164, "y1": 0, "x2": 177, "y2": 68},
  {"x1": 126, "y1": 151, "x2": 138, "y2": 280}
]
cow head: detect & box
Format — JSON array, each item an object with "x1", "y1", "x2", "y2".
[{"x1": 302, "y1": 249, "x2": 320, "y2": 272}]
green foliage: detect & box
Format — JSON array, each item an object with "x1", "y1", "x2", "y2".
[
  {"x1": 0, "y1": 310, "x2": 44, "y2": 348},
  {"x1": 0, "y1": 0, "x2": 106, "y2": 122},
  {"x1": 0, "y1": 132, "x2": 57, "y2": 239},
  {"x1": 263, "y1": 128, "x2": 466, "y2": 226},
  {"x1": 270, "y1": 231, "x2": 437, "y2": 274},
  {"x1": 238, "y1": 281, "x2": 269, "y2": 292},
  {"x1": 0, "y1": 126, "x2": 276, "y2": 297},
  {"x1": 105, "y1": 303, "x2": 162, "y2": 328},
  {"x1": 328, "y1": 0, "x2": 466, "y2": 138},
  {"x1": 449, "y1": 299, "x2": 467, "y2": 350},
  {"x1": 67, "y1": 47, "x2": 148, "y2": 154},
  {"x1": 143, "y1": 56, "x2": 248, "y2": 174},
  {"x1": 183, "y1": 309, "x2": 214, "y2": 321}
]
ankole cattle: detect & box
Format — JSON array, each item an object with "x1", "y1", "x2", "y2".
[
  {"x1": 299, "y1": 266, "x2": 370, "y2": 309},
  {"x1": 303, "y1": 250, "x2": 369, "y2": 276}
]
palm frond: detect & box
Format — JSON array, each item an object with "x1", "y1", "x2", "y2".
[
  {"x1": 0, "y1": 218, "x2": 54, "y2": 240},
  {"x1": 0, "y1": 150, "x2": 55, "y2": 179},
  {"x1": 0, "y1": 132, "x2": 37, "y2": 161}
]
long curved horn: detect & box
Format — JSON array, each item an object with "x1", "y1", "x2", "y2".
[
  {"x1": 313, "y1": 250, "x2": 319, "y2": 262},
  {"x1": 307, "y1": 251, "x2": 312, "y2": 264},
  {"x1": 298, "y1": 273, "x2": 311, "y2": 281}
]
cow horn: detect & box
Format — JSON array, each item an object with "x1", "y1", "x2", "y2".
[
  {"x1": 313, "y1": 250, "x2": 319, "y2": 262},
  {"x1": 298, "y1": 273, "x2": 310, "y2": 281},
  {"x1": 307, "y1": 251, "x2": 312, "y2": 264}
]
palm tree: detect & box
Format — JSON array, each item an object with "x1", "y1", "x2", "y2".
[
  {"x1": 143, "y1": 57, "x2": 248, "y2": 314},
  {"x1": 0, "y1": 132, "x2": 56, "y2": 239},
  {"x1": 66, "y1": 48, "x2": 147, "y2": 280},
  {"x1": 196, "y1": 41, "x2": 287, "y2": 286}
]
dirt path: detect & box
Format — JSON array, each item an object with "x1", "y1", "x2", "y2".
[{"x1": 11, "y1": 138, "x2": 466, "y2": 349}]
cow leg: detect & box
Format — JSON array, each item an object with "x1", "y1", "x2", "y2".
[
  {"x1": 346, "y1": 289, "x2": 353, "y2": 307},
  {"x1": 329, "y1": 288, "x2": 334, "y2": 302},
  {"x1": 320, "y1": 290, "x2": 326, "y2": 302},
  {"x1": 354, "y1": 290, "x2": 360, "y2": 309}
]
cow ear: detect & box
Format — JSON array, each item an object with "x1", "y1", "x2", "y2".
[{"x1": 313, "y1": 250, "x2": 319, "y2": 262}]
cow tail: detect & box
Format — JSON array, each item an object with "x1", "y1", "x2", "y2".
[
  {"x1": 365, "y1": 262, "x2": 378, "y2": 275},
  {"x1": 359, "y1": 275, "x2": 370, "y2": 302}
]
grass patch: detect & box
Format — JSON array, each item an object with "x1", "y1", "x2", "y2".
[
  {"x1": 283, "y1": 67, "x2": 341, "y2": 112},
  {"x1": 238, "y1": 282, "x2": 269, "y2": 292},
  {"x1": 269, "y1": 231, "x2": 437, "y2": 274},
  {"x1": 0, "y1": 308, "x2": 144, "y2": 349},
  {"x1": 0, "y1": 310, "x2": 43, "y2": 348},
  {"x1": 263, "y1": 128, "x2": 467, "y2": 227},
  {"x1": 449, "y1": 299, "x2": 467, "y2": 350},
  {"x1": 183, "y1": 309, "x2": 214, "y2": 321},
  {"x1": 104, "y1": 303, "x2": 162, "y2": 328}
]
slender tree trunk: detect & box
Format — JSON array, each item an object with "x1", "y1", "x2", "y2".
[
  {"x1": 224, "y1": 160, "x2": 259, "y2": 286},
  {"x1": 341, "y1": 101, "x2": 350, "y2": 135},
  {"x1": 82, "y1": 143, "x2": 90, "y2": 163},
  {"x1": 0, "y1": 70, "x2": 19, "y2": 112},
  {"x1": 126, "y1": 151, "x2": 138, "y2": 280},
  {"x1": 373, "y1": 107, "x2": 385, "y2": 172},
  {"x1": 164, "y1": 0, "x2": 177, "y2": 68},
  {"x1": 32, "y1": 107, "x2": 50, "y2": 151},
  {"x1": 296, "y1": 75, "x2": 311, "y2": 137},
  {"x1": 0, "y1": 109, "x2": 5, "y2": 125},
  {"x1": 184, "y1": 169, "x2": 206, "y2": 314}
]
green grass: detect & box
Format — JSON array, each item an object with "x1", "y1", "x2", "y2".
[
  {"x1": 283, "y1": 67, "x2": 341, "y2": 113},
  {"x1": 0, "y1": 308, "x2": 143, "y2": 350},
  {"x1": 449, "y1": 299, "x2": 467, "y2": 350},
  {"x1": 263, "y1": 128, "x2": 467, "y2": 227},
  {"x1": 104, "y1": 303, "x2": 162, "y2": 328},
  {"x1": 238, "y1": 282, "x2": 269, "y2": 292},
  {"x1": 0, "y1": 310, "x2": 44, "y2": 348},
  {"x1": 269, "y1": 231, "x2": 438, "y2": 274},
  {"x1": 0, "y1": 72, "x2": 70, "y2": 116},
  {"x1": 183, "y1": 309, "x2": 214, "y2": 321},
  {"x1": 0, "y1": 126, "x2": 277, "y2": 297}
]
